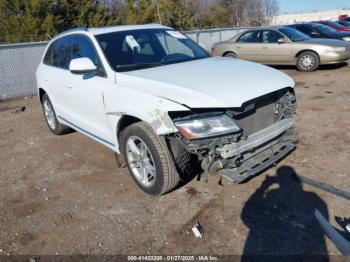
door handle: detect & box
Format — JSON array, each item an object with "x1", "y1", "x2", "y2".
[
  {"x1": 236, "y1": 46, "x2": 241, "y2": 49},
  {"x1": 67, "y1": 84, "x2": 73, "y2": 89},
  {"x1": 262, "y1": 47, "x2": 268, "y2": 49}
]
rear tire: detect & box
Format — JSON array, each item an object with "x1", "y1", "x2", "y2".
[
  {"x1": 224, "y1": 52, "x2": 238, "y2": 59},
  {"x1": 41, "y1": 93, "x2": 72, "y2": 135},
  {"x1": 120, "y1": 122, "x2": 180, "y2": 195},
  {"x1": 296, "y1": 51, "x2": 320, "y2": 72}
]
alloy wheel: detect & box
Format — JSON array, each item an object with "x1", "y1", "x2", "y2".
[
  {"x1": 126, "y1": 136, "x2": 156, "y2": 187},
  {"x1": 43, "y1": 100, "x2": 56, "y2": 130}
]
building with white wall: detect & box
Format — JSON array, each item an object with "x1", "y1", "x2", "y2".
[{"x1": 272, "y1": 9, "x2": 350, "y2": 25}]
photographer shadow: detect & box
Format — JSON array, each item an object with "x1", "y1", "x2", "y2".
[{"x1": 241, "y1": 166, "x2": 329, "y2": 260}]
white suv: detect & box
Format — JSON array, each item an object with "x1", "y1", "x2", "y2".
[{"x1": 36, "y1": 24, "x2": 297, "y2": 195}]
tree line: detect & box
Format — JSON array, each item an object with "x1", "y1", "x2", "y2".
[{"x1": 0, "y1": 0, "x2": 279, "y2": 44}]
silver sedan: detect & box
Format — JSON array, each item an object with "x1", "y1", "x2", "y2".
[{"x1": 212, "y1": 26, "x2": 350, "y2": 72}]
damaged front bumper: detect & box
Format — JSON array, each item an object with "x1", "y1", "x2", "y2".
[
  {"x1": 216, "y1": 118, "x2": 295, "y2": 183},
  {"x1": 169, "y1": 88, "x2": 297, "y2": 184},
  {"x1": 175, "y1": 117, "x2": 295, "y2": 184},
  {"x1": 218, "y1": 138, "x2": 295, "y2": 183}
]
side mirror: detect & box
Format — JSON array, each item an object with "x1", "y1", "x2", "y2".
[
  {"x1": 310, "y1": 31, "x2": 320, "y2": 37},
  {"x1": 278, "y1": 38, "x2": 290, "y2": 44},
  {"x1": 69, "y1": 57, "x2": 97, "y2": 74}
]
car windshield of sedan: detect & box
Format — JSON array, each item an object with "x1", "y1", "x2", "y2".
[
  {"x1": 328, "y1": 21, "x2": 344, "y2": 27},
  {"x1": 340, "y1": 21, "x2": 350, "y2": 27},
  {"x1": 279, "y1": 27, "x2": 311, "y2": 42},
  {"x1": 95, "y1": 29, "x2": 210, "y2": 72},
  {"x1": 312, "y1": 24, "x2": 337, "y2": 33}
]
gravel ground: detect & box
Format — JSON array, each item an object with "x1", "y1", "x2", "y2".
[{"x1": 0, "y1": 63, "x2": 350, "y2": 258}]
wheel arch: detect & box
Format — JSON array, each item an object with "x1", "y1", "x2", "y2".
[
  {"x1": 114, "y1": 110, "x2": 180, "y2": 154},
  {"x1": 223, "y1": 51, "x2": 238, "y2": 57},
  {"x1": 38, "y1": 88, "x2": 47, "y2": 103},
  {"x1": 116, "y1": 115, "x2": 142, "y2": 142}
]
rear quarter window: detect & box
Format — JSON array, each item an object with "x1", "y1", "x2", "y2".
[{"x1": 43, "y1": 43, "x2": 54, "y2": 65}]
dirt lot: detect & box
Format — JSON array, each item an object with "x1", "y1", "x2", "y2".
[{"x1": 0, "y1": 63, "x2": 350, "y2": 258}]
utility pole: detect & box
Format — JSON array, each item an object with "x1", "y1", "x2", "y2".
[{"x1": 154, "y1": 0, "x2": 162, "y2": 24}]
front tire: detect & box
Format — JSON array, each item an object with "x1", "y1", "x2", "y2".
[
  {"x1": 296, "y1": 51, "x2": 320, "y2": 72},
  {"x1": 120, "y1": 122, "x2": 180, "y2": 195},
  {"x1": 41, "y1": 94, "x2": 71, "y2": 135}
]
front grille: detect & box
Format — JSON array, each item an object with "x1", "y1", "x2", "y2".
[
  {"x1": 236, "y1": 102, "x2": 276, "y2": 136},
  {"x1": 227, "y1": 88, "x2": 293, "y2": 136}
]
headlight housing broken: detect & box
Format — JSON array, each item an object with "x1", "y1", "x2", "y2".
[{"x1": 174, "y1": 114, "x2": 241, "y2": 140}]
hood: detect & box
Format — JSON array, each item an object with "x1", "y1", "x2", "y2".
[
  {"x1": 303, "y1": 38, "x2": 350, "y2": 47},
  {"x1": 116, "y1": 57, "x2": 294, "y2": 109}
]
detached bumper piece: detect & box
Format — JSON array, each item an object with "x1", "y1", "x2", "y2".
[
  {"x1": 218, "y1": 142, "x2": 295, "y2": 184},
  {"x1": 315, "y1": 210, "x2": 350, "y2": 259}
]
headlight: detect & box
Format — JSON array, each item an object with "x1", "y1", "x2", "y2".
[
  {"x1": 342, "y1": 37, "x2": 350, "y2": 41},
  {"x1": 174, "y1": 114, "x2": 241, "y2": 140},
  {"x1": 330, "y1": 47, "x2": 346, "y2": 52}
]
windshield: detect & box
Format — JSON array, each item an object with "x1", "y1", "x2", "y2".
[
  {"x1": 340, "y1": 21, "x2": 350, "y2": 27},
  {"x1": 95, "y1": 29, "x2": 209, "y2": 72},
  {"x1": 312, "y1": 23, "x2": 337, "y2": 33},
  {"x1": 279, "y1": 27, "x2": 311, "y2": 42},
  {"x1": 327, "y1": 21, "x2": 344, "y2": 27}
]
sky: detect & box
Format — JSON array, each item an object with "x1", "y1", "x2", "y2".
[{"x1": 278, "y1": 0, "x2": 350, "y2": 14}]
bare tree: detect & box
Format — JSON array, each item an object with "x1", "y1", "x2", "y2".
[
  {"x1": 226, "y1": 0, "x2": 279, "y2": 27},
  {"x1": 191, "y1": 0, "x2": 212, "y2": 28},
  {"x1": 263, "y1": 0, "x2": 279, "y2": 25}
]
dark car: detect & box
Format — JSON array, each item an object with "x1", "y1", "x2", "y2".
[
  {"x1": 288, "y1": 23, "x2": 350, "y2": 42},
  {"x1": 339, "y1": 15, "x2": 350, "y2": 21},
  {"x1": 338, "y1": 20, "x2": 350, "y2": 27},
  {"x1": 314, "y1": 20, "x2": 350, "y2": 32}
]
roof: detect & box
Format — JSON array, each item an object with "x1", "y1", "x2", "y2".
[
  {"x1": 238, "y1": 25, "x2": 290, "y2": 31},
  {"x1": 88, "y1": 24, "x2": 171, "y2": 35},
  {"x1": 53, "y1": 24, "x2": 171, "y2": 40},
  {"x1": 288, "y1": 22, "x2": 320, "y2": 26}
]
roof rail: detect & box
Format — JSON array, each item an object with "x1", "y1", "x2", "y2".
[{"x1": 54, "y1": 27, "x2": 88, "y2": 38}]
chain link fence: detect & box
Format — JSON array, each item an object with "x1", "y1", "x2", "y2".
[
  {"x1": 185, "y1": 27, "x2": 249, "y2": 51},
  {"x1": 0, "y1": 41, "x2": 48, "y2": 101},
  {"x1": 0, "y1": 27, "x2": 250, "y2": 101}
]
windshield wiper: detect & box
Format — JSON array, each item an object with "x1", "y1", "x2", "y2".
[{"x1": 116, "y1": 62, "x2": 163, "y2": 69}]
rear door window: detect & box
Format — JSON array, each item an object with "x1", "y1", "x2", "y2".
[
  {"x1": 237, "y1": 31, "x2": 261, "y2": 43},
  {"x1": 51, "y1": 36, "x2": 72, "y2": 69}
]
